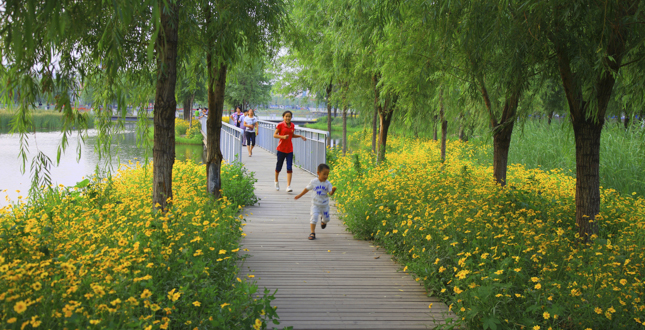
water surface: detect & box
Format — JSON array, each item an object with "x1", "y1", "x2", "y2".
[{"x1": 0, "y1": 124, "x2": 204, "y2": 206}]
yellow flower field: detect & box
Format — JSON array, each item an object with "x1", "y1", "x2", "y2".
[
  {"x1": 330, "y1": 133, "x2": 645, "y2": 329},
  {"x1": 0, "y1": 160, "x2": 277, "y2": 329}
]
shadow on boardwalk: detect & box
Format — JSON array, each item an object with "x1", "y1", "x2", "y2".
[{"x1": 238, "y1": 147, "x2": 454, "y2": 329}]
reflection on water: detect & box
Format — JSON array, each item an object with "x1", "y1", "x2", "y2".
[{"x1": 0, "y1": 124, "x2": 204, "y2": 206}]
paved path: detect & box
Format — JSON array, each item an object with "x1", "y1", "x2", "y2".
[{"x1": 238, "y1": 147, "x2": 453, "y2": 329}]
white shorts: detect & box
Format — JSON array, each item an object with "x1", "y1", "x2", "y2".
[{"x1": 310, "y1": 204, "x2": 330, "y2": 224}]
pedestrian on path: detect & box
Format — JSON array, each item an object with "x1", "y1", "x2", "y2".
[
  {"x1": 232, "y1": 107, "x2": 243, "y2": 127},
  {"x1": 241, "y1": 109, "x2": 249, "y2": 146},
  {"x1": 273, "y1": 110, "x2": 306, "y2": 192},
  {"x1": 243, "y1": 109, "x2": 259, "y2": 157},
  {"x1": 294, "y1": 163, "x2": 337, "y2": 240}
]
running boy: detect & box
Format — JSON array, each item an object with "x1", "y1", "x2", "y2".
[{"x1": 294, "y1": 163, "x2": 337, "y2": 240}]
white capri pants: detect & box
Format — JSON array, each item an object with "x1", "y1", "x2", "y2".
[{"x1": 310, "y1": 204, "x2": 331, "y2": 224}]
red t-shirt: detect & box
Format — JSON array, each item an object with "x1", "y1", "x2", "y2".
[{"x1": 276, "y1": 122, "x2": 296, "y2": 153}]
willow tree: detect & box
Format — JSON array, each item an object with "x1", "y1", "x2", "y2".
[
  {"x1": 1, "y1": 1, "x2": 183, "y2": 210},
  {"x1": 199, "y1": 0, "x2": 286, "y2": 198},
  {"x1": 428, "y1": 1, "x2": 543, "y2": 185},
  {"x1": 524, "y1": 0, "x2": 645, "y2": 241},
  {"x1": 280, "y1": 0, "x2": 338, "y2": 147}
]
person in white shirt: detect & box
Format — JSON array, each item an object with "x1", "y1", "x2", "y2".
[
  {"x1": 294, "y1": 163, "x2": 337, "y2": 240},
  {"x1": 243, "y1": 109, "x2": 259, "y2": 156}
]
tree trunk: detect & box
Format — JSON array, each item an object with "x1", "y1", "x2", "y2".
[
  {"x1": 372, "y1": 74, "x2": 380, "y2": 153},
  {"x1": 183, "y1": 94, "x2": 193, "y2": 122},
  {"x1": 572, "y1": 117, "x2": 603, "y2": 241},
  {"x1": 492, "y1": 121, "x2": 514, "y2": 186},
  {"x1": 205, "y1": 61, "x2": 227, "y2": 199},
  {"x1": 547, "y1": 111, "x2": 554, "y2": 125},
  {"x1": 623, "y1": 111, "x2": 630, "y2": 129},
  {"x1": 342, "y1": 105, "x2": 348, "y2": 155},
  {"x1": 479, "y1": 82, "x2": 519, "y2": 186},
  {"x1": 152, "y1": 1, "x2": 179, "y2": 211},
  {"x1": 377, "y1": 96, "x2": 396, "y2": 163},
  {"x1": 552, "y1": 27, "x2": 624, "y2": 242},
  {"x1": 326, "y1": 82, "x2": 333, "y2": 147},
  {"x1": 439, "y1": 91, "x2": 447, "y2": 163},
  {"x1": 334, "y1": 106, "x2": 337, "y2": 118}
]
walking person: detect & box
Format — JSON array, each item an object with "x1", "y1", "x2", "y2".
[
  {"x1": 243, "y1": 109, "x2": 259, "y2": 157},
  {"x1": 232, "y1": 107, "x2": 243, "y2": 127},
  {"x1": 294, "y1": 163, "x2": 337, "y2": 240},
  {"x1": 241, "y1": 109, "x2": 249, "y2": 146},
  {"x1": 273, "y1": 110, "x2": 306, "y2": 192}
]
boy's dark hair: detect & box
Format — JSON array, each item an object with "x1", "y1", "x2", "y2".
[
  {"x1": 282, "y1": 110, "x2": 293, "y2": 118},
  {"x1": 317, "y1": 163, "x2": 330, "y2": 172}
]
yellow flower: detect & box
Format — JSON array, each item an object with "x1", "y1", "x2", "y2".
[
  {"x1": 531, "y1": 277, "x2": 540, "y2": 282},
  {"x1": 543, "y1": 311, "x2": 550, "y2": 319},
  {"x1": 14, "y1": 300, "x2": 27, "y2": 314},
  {"x1": 220, "y1": 303, "x2": 230, "y2": 308},
  {"x1": 90, "y1": 320, "x2": 101, "y2": 325},
  {"x1": 494, "y1": 270, "x2": 503, "y2": 275},
  {"x1": 141, "y1": 289, "x2": 153, "y2": 299},
  {"x1": 7, "y1": 317, "x2": 17, "y2": 323},
  {"x1": 428, "y1": 303, "x2": 433, "y2": 309},
  {"x1": 219, "y1": 249, "x2": 227, "y2": 254},
  {"x1": 533, "y1": 326, "x2": 540, "y2": 330},
  {"x1": 150, "y1": 304, "x2": 161, "y2": 311},
  {"x1": 193, "y1": 301, "x2": 201, "y2": 307},
  {"x1": 619, "y1": 279, "x2": 627, "y2": 285},
  {"x1": 594, "y1": 307, "x2": 602, "y2": 314},
  {"x1": 534, "y1": 283, "x2": 541, "y2": 290},
  {"x1": 32, "y1": 282, "x2": 42, "y2": 291}
]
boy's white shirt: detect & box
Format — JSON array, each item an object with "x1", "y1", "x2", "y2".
[{"x1": 305, "y1": 178, "x2": 333, "y2": 206}]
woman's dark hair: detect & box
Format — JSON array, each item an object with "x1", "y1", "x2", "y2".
[
  {"x1": 282, "y1": 110, "x2": 293, "y2": 118},
  {"x1": 317, "y1": 163, "x2": 330, "y2": 172}
]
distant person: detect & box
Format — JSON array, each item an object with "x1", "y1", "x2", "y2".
[
  {"x1": 241, "y1": 109, "x2": 248, "y2": 146},
  {"x1": 232, "y1": 107, "x2": 243, "y2": 128},
  {"x1": 273, "y1": 110, "x2": 307, "y2": 192},
  {"x1": 294, "y1": 163, "x2": 337, "y2": 240},
  {"x1": 243, "y1": 109, "x2": 259, "y2": 157}
]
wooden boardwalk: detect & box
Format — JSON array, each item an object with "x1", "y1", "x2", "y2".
[{"x1": 238, "y1": 147, "x2": 453, "y2": 329}]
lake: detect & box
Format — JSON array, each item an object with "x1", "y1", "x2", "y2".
[{"x1": 0, "y1": 124, "x2": 205, "y2": 207}]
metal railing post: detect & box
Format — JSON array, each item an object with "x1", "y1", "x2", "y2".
[{"x1": 255, "y1": 120, "x2": 328, "y2": 175}]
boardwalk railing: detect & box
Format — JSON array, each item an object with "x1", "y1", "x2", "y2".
[
  {"x1": 256, "y1": 120, "x2": 328, "y2": 175},
  {"x1": 200, "y1": 117, "x2": 244, "y2": 164}
]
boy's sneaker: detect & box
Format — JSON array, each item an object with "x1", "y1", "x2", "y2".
[
  {"x1": 275, "y1": 181, "x2": 280, "y2": 191},
  {"x1": 287, "y1": 186, "x2": 293, "y2": 192}
]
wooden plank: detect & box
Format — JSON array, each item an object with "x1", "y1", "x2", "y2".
[{"x1": 237, "y1": 148, "x2": 453, "y2": 329}]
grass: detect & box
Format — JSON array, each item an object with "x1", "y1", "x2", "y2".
[
  {"x1": 0, "y1": 109, "x2": 95, "y2": 131},
  {"x1": 303, "y1": 116, "x2": 365, "y2": 139},
  {"x1": 0, "y1": 160, "x2": 281, "y2": 329},
  {"x1": 465, "y1": 120, "x2": 645, "y2": 197},
  {"x1": 329, "y1": 132, "x2": 645, "y2": 330}
]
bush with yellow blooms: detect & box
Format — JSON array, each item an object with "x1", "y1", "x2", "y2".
[
  {"x1": 0, "y1": 160, "x2": 278, "y2": 329},
  {"x1": 329, "y1": 133, "x2": 644, "y2": 330}
]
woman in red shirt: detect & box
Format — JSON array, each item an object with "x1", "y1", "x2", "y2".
[{"x1": 273, "y1": 111, "x2": 307, "y2": 192}]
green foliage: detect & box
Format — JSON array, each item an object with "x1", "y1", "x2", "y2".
[
  {"x1": 331, "y1": 134, "x2": 645, "y2": 330},
  {"x1": 0, "y1": 161, "x2": 278, "y2": 329},
  {"x1": 467, "y1": 119, "x2": 645, "y2": 197},
  {"x1": 225, "y1": 56, "x2": 273, "y2": 109},
  {"x1": 221, "y1": 162, "x2": 259, "y2": 208},
  {"x1": 0, "y1": 109, "x2": 96, "y2": 131}
]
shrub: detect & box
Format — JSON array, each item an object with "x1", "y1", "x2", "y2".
[
  {"x1": 175, "y1": 118, "x2": 190, "y2": 136},
  {"x1": 330, "y1": 133, "x2": 645, "y2": 330},
  {"x1": 0, "y1": 160, "x2": 279, "y2": 329}
]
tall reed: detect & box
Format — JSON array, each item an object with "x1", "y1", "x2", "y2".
[
  {"x1": 466, "y1": 119, "x2": 645, "y2": 196},
  {"x1": 0, "y1": 109, "x2": 95, "y2": 131}
]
